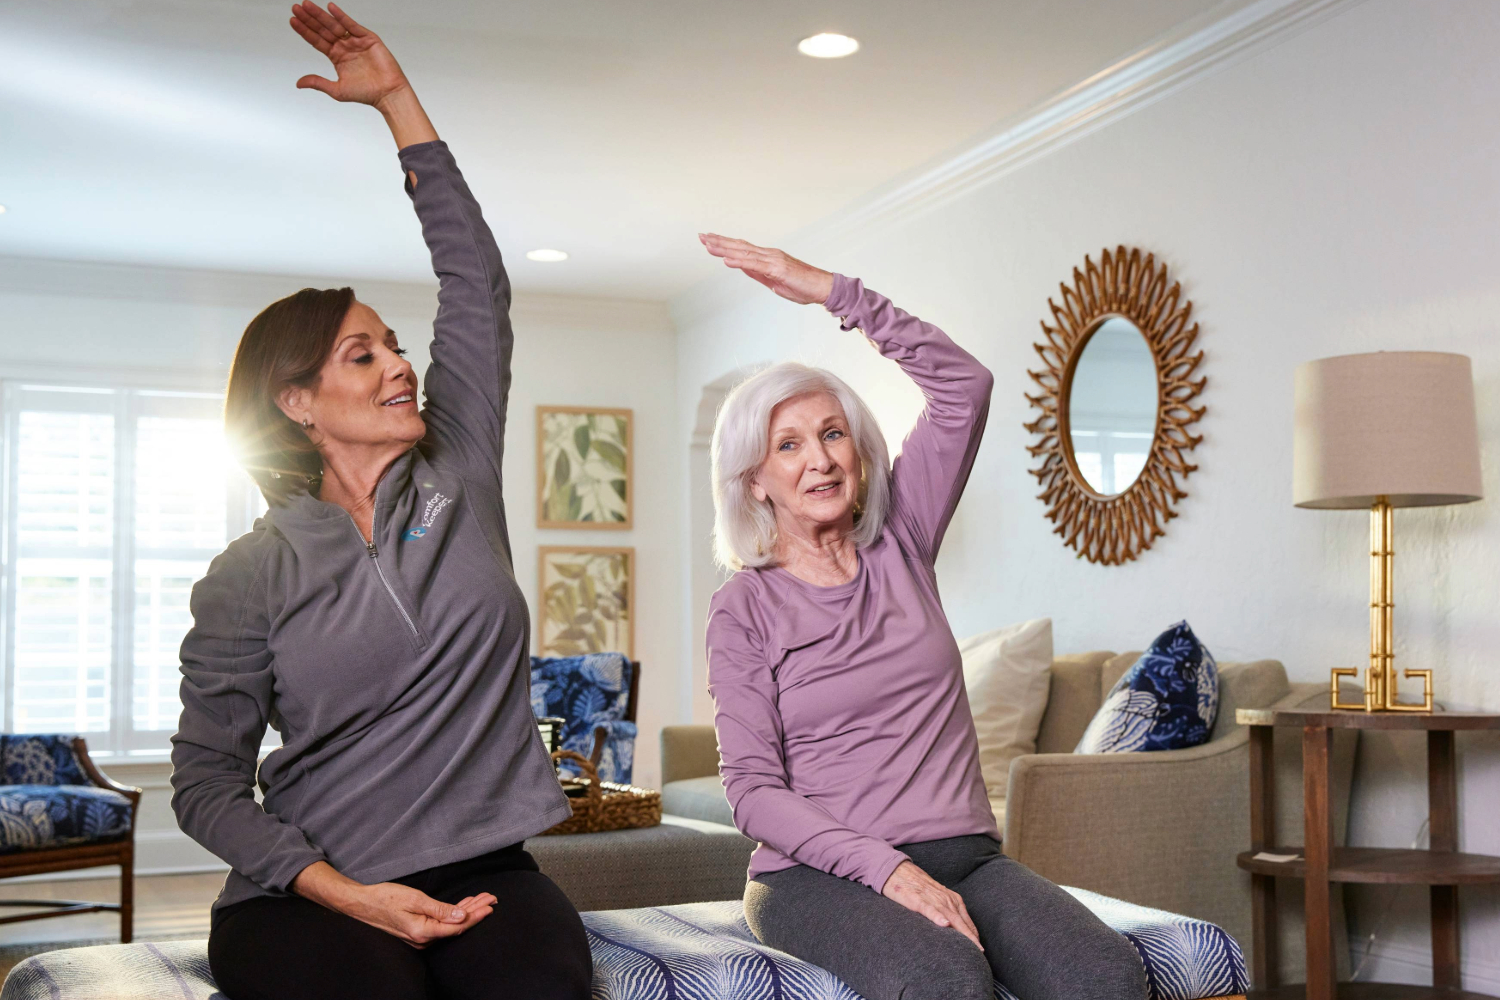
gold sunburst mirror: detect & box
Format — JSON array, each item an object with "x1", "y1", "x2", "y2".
[{"x1": 1024, "y1": 247, "x2": 1206, "y2": 565}]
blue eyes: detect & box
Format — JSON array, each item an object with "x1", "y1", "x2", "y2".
[{"x1": 779, "y1": 430, "x2": 844, "y2": 451}]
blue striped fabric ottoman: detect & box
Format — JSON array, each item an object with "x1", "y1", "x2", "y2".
[
  {"x1": 0, "y1": 891, "x2": 1248, "y2": 1000},
  {"x1": 585, "y1": 892, "x2": 1248, "y2": 1000}
]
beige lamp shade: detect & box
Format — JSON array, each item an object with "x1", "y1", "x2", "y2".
[{"x1": 1293, "y1": 351, "x2": 1482, "y2": 509}]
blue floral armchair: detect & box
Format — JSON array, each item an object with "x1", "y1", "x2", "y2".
[
  {"x1": 0, "y1": 735, "x2": 141, "y2": 942},
  {"x1": 530, "y1": 654, "x2": 639, "y2": 785}
]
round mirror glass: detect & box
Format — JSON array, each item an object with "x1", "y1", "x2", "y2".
[{"x1": 1067, "y1": 317, "x2": 1157, "y2": 495}]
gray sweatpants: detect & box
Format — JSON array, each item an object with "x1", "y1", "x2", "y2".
[{"x1": 743, "y1": 835, "x2": 1149, "y2": 1000}]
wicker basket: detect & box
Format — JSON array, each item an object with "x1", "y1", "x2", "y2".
[{"x1": 540, "y1": 749, "x2": 662, "y2": 836}]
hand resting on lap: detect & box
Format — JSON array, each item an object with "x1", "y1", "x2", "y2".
[
  {"x1": 881, "y1": 859, "x2": 985, "y2": 952},
  {"x1": 292, "y1": 861, "x2": 497, "y2": 949}
]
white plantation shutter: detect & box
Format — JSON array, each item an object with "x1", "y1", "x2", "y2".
[
  {"x1": 3, "y1": 384, "x2": 264, "y2": 754},
  {"x1": 132, "y1": 413, "x2": 232, "y2": 733},
  {"x1": 11, "y1": 395, "x2": 116, "y2": 733}
]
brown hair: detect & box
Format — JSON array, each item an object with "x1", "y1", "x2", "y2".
[{"x1": 225, "y1": 286, "x2": 354, "y2": 505}]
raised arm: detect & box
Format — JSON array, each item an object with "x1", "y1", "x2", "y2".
[
  {"x1": 291, "y1": 2, "x2": 513, "y2": 488},
  {"x1": 699, "y1": 235, "x2": 993, "y2": 563},
  {"x1": 706, "y1": 601, "x2": 910, "y2": 892},
  {"x1": 824, "y1": 275, "x2": 993, "y2": 563}
]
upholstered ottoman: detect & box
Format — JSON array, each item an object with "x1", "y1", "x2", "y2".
[
  {"x1": 0, "y1": 891, "x2": 1248, "y2": 1000},
  {"x1": 525, "y1": 815, "x2": 755, "y2": 911}
]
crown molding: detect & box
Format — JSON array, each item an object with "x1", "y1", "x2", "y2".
[{"x1": 672, "y1": 0, "x2": 1364, "y2": 328}]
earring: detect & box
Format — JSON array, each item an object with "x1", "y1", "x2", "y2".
[{"x1": 302, "y1": 419, "x2": 312, "y2": 430}]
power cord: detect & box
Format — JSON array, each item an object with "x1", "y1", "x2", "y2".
[{"x1": 1350, "y1": 817, "x2": 1430, "y2": 982}]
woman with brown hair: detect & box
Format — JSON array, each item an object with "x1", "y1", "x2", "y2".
[{"x1": 169, "y1": 5, "x2": 592, "y2": 999}]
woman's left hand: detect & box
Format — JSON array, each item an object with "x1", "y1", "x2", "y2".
[
  {"x1": 699, "y1": 234, "x2": 835, "y2": 305},
  {"x1": 289, "y1": 2, "x2": 411, "y2": 111}
]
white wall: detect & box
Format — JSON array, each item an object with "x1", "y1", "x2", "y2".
[
  {"x1": 0, "y1": 255, "x2": 679, "y2": 875},
  {"x1": 672, "y1": 0, "x2": 1500, "y2": 988}
]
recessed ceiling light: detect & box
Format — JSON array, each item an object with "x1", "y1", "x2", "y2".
[
  {"x1": 526, "y1": 248, "x2": 568, "y2": 263},
  {"x1": 798, "y1": 33, "x2": 859, "y2": 59},
  {"x1": 0, "y1": 205, "x2": 7, "y2": 214}
]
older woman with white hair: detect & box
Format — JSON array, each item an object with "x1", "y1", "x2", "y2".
[{"x1": 700, "y1": 234, "x2": 1149, "y2": 1000}]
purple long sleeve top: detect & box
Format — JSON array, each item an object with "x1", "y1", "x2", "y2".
[{"x1": 706, "y1": 274, "x2": 998, "y2": 894}]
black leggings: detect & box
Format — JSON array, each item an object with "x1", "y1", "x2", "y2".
[{"x1": 208, "y1": 844, "x2": 592, "y2": 1000}]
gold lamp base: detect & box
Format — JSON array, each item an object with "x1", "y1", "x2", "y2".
[{"x1": 1328, "y1": 497, "x2": 1434, "y2": 713}]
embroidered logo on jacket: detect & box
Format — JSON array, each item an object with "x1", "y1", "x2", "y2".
[
  {"x1": 423, "y1": 493, "x2": 452, "y2": 528},
  {"x1": 405, "y1": 492, "x2": 453, "y2": 540}
]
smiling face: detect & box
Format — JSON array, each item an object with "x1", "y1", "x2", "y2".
[
  {"x1": 278, "y1": 299, "x2": 425, "y2": 460},
  {"x1": 752, "y1": 390, "x2": 862, "y2": 538}
]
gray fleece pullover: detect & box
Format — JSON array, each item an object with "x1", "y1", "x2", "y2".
[{"x1": 170, "y1": 140, "x2": 572, "y2": 915}]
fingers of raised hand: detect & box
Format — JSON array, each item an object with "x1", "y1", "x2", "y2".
[
  {"x1": 326, "y1": 2, "x2": 373, "y2": 37},
  {"x1": 291, "y1": 3, "x2": 341, "y2": 45},
  {"x1": 288, "y1": 14, "x2": 333, "y2": 53},
  {"x1": 699, "y1": 233, "x2": 775, "y2": 259},
  {"x1": 297, "y1": 2, "x2": 346, "y2": 40}
]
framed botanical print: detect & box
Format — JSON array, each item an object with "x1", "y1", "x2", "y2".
[
  {"x1": 536, "y1": 546, "x2": 634, "y2": 658},
  {"x1": 536, "y1": 406, "x2": 632, "y2": 529}
]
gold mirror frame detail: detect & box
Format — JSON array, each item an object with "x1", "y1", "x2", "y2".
[{"x1": 1024, "y1": 247, "x2": 1206, "y2": 565}]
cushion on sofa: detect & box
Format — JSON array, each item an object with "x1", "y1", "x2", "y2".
[
  {"x1": 1076, "y1": 621, "x2": 1219, "y2": 754},
  {"x1": 0, "y1": 785, "x2": 132, "y2": 853},
  {"x1": 1033, "y1": 652, "x2": 1115, "y2": 754},
  {"x1": 660, "y1": 775, "x2": 735, "y2": 827},
  {"x1": 959, "y1": 617, "x2": 1053, "y2": 820},
  {"x1": 1208, "y1": 660, "x2": 1289, "y2": 741},
  {"x1": 1101, "y1": 651, "x2": 1141, "y2": 698},
  {"x1": 0, "y1": 895, "x2": 1247, "y2": 1000}
]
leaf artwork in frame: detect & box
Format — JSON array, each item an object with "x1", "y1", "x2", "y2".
[
  {"x1": 537, "y1": 546, "x2": 634, "y2": 658},
  {"x1": 536, "y1": 406, "x2": 632, "y2": 529}
]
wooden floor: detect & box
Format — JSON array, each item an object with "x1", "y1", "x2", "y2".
[{"x1": 0, "y1": 872, "x2": 223, "y2": 946}]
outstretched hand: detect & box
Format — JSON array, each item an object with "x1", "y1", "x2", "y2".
[
  {"x1": 289, "y1": 2, "x2": 410, "y2": 110},
  {"x1": 699, "y1": 234, "x2": 834, "y2": 305}
]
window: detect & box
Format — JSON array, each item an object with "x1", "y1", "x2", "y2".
[{"x1": 2, "y1": 384, "x2": 265, "y2": 755}]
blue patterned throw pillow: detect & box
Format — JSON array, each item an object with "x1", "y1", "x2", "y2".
[{"x1": 1075, "y1": 621, "x2": 1219, "y2": 754}]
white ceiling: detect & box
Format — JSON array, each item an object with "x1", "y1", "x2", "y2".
[{"x1": 0, "y1": 0, "x2": 1233, "y2": 300}]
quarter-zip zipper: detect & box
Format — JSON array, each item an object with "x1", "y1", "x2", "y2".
[{"x1": 347, "y1": 515, "x2": 421, "y2": 640}]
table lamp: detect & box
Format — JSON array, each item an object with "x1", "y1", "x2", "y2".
[{"x1": 1293, "y1": 351, "x2": 1483, "y2": 712}]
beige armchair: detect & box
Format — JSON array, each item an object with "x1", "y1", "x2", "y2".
[
  {"x1": 1007, "y1": 654, "x2": 1357, "y2": 984},
  {"x1": 661, "y1": 652, "x2": 1358, "y2": 982}
]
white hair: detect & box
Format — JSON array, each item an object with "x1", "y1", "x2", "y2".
[{"x1": 711, "y1": 362, "x2": 890, "y2": 571}]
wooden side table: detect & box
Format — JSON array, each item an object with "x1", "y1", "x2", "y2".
[{"x1": 1235, "y1": 707, "x2": 1500, "y2": 1000}]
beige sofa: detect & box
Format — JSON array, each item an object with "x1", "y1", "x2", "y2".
[{"x1": 661, "y1": 653, "x2": 1358, "y2": 984}]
